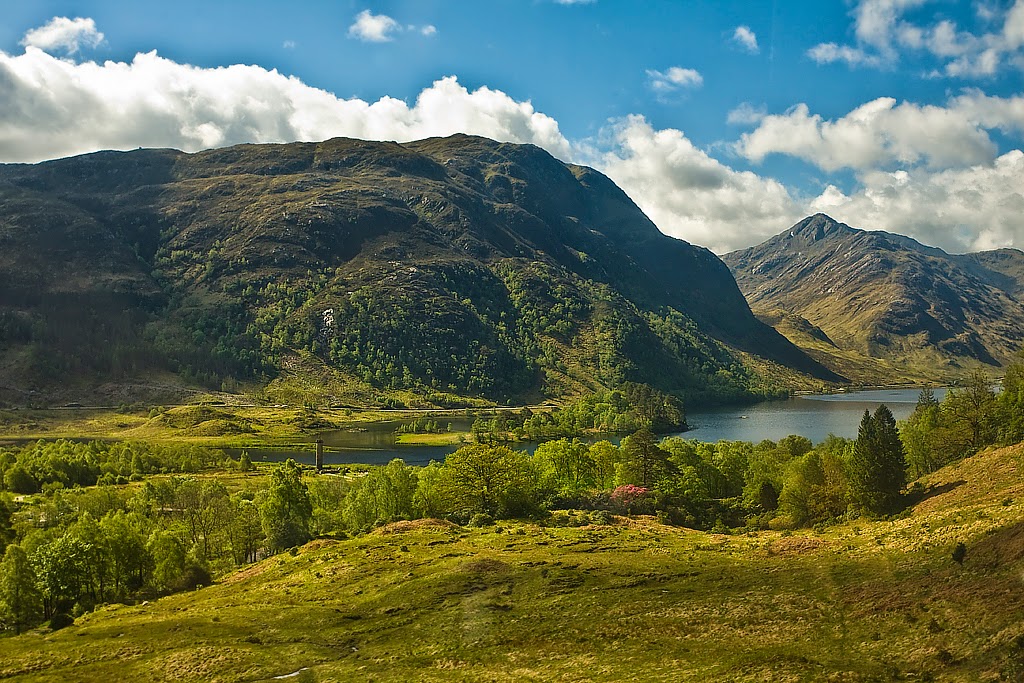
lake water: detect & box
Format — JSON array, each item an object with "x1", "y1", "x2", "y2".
[
  {"x1": 234, "y1": 388, "x2": 945, "y2": 467},
  {"x1": 683, "y1": 388, "x2": 946, "y2": 444}
]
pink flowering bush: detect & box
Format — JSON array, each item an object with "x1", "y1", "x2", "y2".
[{"x1": 610, "y1": 484, "x2": 650, "y2": 514}]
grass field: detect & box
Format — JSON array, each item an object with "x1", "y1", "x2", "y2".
[
  {"x1": 0, "y1": 405, "x2": 487, "y2": 449},
  {"x1": 2, "y1": 444, "x2": 1023, "y2": 681}
]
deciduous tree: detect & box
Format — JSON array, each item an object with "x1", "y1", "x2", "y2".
[{"x1": 260, "y1": 459, "x2": 313, "y2": 552}]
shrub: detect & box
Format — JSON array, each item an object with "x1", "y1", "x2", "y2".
[
  {"x1": 609, "y1": 484, "x2": 650, "y2": 515},
  {"x1": 589, "y1": 509, "x2": 613, "y2": 525},
  {"x1": 49, "y1": 613, "x2": 75, "y2": 631},
  {"x1": 952, "y1": 542, "x2": 967, "y2": 565},
  {"x1": 468, "y1": 513, "x2": 494, "y2": 527}
]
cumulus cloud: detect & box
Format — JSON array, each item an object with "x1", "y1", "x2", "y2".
[
  {"x1": 732, "y1": 26, "x2": 759, "y2": 53},
  {"x1": 0, "y1": 48, "x2": 570, "y2": 163},
  {"x1": 808, "y1": 0, "x2": 1024, "y2": 75},
  {"x1": 3, "y1": 18, "x2": 1024, "y2": 255},
  {"x1": 20, "y1": 16, "x2": 104, "y2": 54},
  {"x1": 347, "y1": 10, "x2": 437, "y2": 42},
  {"x1": 590, "y1": 116, "x2": 803, "y2": 252},
  {"x1": 810, "y1": 151, "x2": 1024, "y2": 252},
  {"x1": 646, "y1": 66, "x2": 703, "y2": 93},
  {"x1": 348, "y1": 10, "x2": 401, "y2": 42},
  {"x1": 736, "y1": 92, "x2": 1024, "y2": 171}
]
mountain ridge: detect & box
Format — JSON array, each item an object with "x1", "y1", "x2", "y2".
[
  {"x1": 724, "y1": 214, "x2": 1024, "y2": 381},
  {"x1": 0, "y1": 135, "x2": 837, "y2": 407}
]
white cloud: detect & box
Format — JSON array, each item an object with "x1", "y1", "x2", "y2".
[
  {"x1": 646, "y1": 66, "x2": 703, "y2": 93},
  {"x1": 852, "y1": 0, "x2": 928, "y2": 52},
  {"x1": 732, "y1": 26, "x2": 759, "y2": 54},
  {"x1": 347, "y1": 10, "x2": 436, "y2": 42},
  {"x1": 726, "y1": 102, "x2": 767, "y2": 125},
  {"x1": 590, "y1": 116, "x2": 803, "y2": 253},
  {"x1": 283, "y1": 40, "x2": 296, "y2": 49},
  {"x1": 20, "y1": 16, "x2": 104, "y2": 54},
  {"x1": 348, "y1": 10, "x2": 400, "y2": 42},
  {"x1": 808, "y1": 0, "x2": 1024, "y2": 75},
  {"x1": 736, "y1": 92, "x2": 1024, "y2": 172},
  {"x1": 810, "y1": 151, "x2": 1024, "y2": 253},
  {"x1": 4, "y1": 18, "x2": 1024, "y2": 256},
  {"x1": 0, "y1": 47, "x2": 571, "y2": 163},
  {"x1": 807, "y1": 41, "x2": 884, "y2": 67},
  {"x1": 554, "y1": 0, "x2": 597, "y2": 4}
]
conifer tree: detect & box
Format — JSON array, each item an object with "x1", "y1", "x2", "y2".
[{"x1": 850, "y1": 405, "x2": 907, "y2": 515}]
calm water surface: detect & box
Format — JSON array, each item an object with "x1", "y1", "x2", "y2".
[
  {"x1": 237, "y1": 388, "x2": 944, "y2": 466},
  {"x1": 683, "y1": 388, "x2": 946, "y2": 444}
]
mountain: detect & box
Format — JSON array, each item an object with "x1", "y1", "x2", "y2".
[
  {"x1": 0, "y1": 136, "x2": 834, "y2": 407},
  {"x1": 723, "y1": 214, "x2": 1024, "y2": 382}
]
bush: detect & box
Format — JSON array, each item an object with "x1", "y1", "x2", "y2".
[
  {"x1": 468, "y1": 513, "x2": 495, "y2": 527},
  {"x1": 49, "y1": 613, "x2": 75, "y2": 631},
  {"x1": 178, "y1": 564, "x2": 212, "y2": 590},
  {"x1": 549, "y1": 511, "x2": 571, "y2": 527},
  {"x1": 589, "y1": 509, "x2": 613, "y2": 525},
  {"x1": 952, "y1": 542, "x2": 967, "y2": 565}
]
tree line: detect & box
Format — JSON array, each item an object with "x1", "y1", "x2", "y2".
[{"x1": 3, "y1": 362, "x2": 1021, "y2": 635}]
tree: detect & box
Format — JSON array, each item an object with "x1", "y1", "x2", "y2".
[
  {"x1": 945, "y1": 370, "x2": 997, "y2": 451},
  {"x1": 412, "y1": 462, "x2": 446, "y2": 519},
  {"x1": 0, "y1": 544, "x2": 42, "y2": 634},
  {"x1": 849, "y1": 405, "x2": 907, "y2": 515},
  {"x1": 778, "y1": 442, "x2": 848, "y2": 527},
  {"x1": 533, "y1": 439, "x2": 595, "y2": 497},
  {"x1": 437, "y1": 445, "x2": 536, "y2": 517},
  {"x1": 588, "y1": 441, "x2": 620, "y2": 490},
  {"x1": 900, "y1": 388, "x2": 946, "y2": 479},
  {"x1": 260, "y1": 459, "x2": 313, "y2": 552},
  {"x1": 343, "y1": 459, "x2": 418, "y2": 532},
  {"x1": 31, "y1": 533, "x2": 91, "y2": 618},
  {"x1": 618, "y1": 428, "x2": 671, "y2": 488},
  {"x1": 147, "y1": 530, "x2": 187, "y2": 592},
  {"x1": 176, "y1": 479, "x2": 230, "y2": 562},
  {"x1": 227, "y1": 494, "x2": 264, "y2": 564},
  {"x1": 998, "y1": 353, "x2": 1024, "y2": 445},
  {"x1": 4, "y1": 465, "x2": 37, "y2": 494},
  {"x1": 99, "y1": 511, "x2": 152, "y2": 596},
  {"x1": 0, "y1": 494, "x2": 15, "y2": 556}
]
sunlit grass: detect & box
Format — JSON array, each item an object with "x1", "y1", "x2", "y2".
[{"x1": 2, "y1": 444, "x2": 1023, "y2": 681}]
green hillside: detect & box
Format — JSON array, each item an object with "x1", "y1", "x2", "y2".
[
  {"x1": 2, "y1": 443, "x2": 1023, "y2": 681},
  {"x1": 0, "y1": 137, "x2": 836, "y2": 410}
]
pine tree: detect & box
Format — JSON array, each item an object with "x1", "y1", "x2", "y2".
[{"x1": 849, "y1": 405, "x2": 907, "y2": 515}]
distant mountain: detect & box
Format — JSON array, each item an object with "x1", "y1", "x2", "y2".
[
  {"x1": 723, "y1": 214, "x2": 1024, "y2": 382},
  {"x1": 0, "y1": 136, "x2": 835, "y2": 407}
]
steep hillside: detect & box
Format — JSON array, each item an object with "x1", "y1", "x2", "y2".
[
  {"x1": 2, "y1": 444, "x2": 1024, "y2": 681},
  {"x1": 723, "y1": 214, "x2": 1024, "y2": 381},
  {"x1": 0, "y1": 136, "x2": 834, "y2": 407}
]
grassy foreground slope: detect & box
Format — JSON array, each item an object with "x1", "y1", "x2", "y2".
[{"x1": 3, "y1": 446, "x2": 1024, "y2": 681}]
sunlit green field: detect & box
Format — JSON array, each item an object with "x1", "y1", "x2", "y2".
[
  {"x1": 2, "y1": 444, "x2": 1023, "y2": 682},
  {"x1": 0, "y1": 404, "x2": 481, "y2": 449}
]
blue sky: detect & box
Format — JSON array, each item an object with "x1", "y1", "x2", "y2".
[{"x1": 1, "y1": 1, "x2": 1023, "y2": 253}]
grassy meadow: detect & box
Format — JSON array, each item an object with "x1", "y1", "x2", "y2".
[
  {"x1": 0, "y1": 404, "x2": 481, "y2": 450},
  {"x1": 1, "y1": 444, "x2": 1023, "y2": 681}
]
